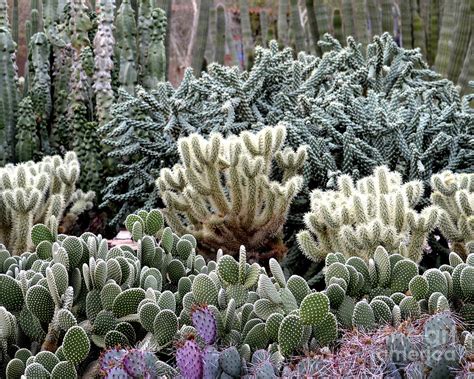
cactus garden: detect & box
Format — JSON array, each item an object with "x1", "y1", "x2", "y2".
[{"x1": 0, "y1": 0, "x2": 473, "y2": 378}]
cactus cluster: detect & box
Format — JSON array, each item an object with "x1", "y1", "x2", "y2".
[
  {"x1": 0, "y1": 0, "x2": 169, "y2": 197},
  {"x1": 102, "y1": 35, "x2": 473, "y2": 283},
  {"x1": 0, "y1": 152, "x2": 94, "y2": 255},
  {"x1": 297, "y1": 166, "x2": 439, "y2": 263},
  {"x1": 157, "y1": 124, "x2": 306, "y2": 260}
]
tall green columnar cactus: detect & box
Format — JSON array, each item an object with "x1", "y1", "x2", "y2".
[
  {"x1": 12, "y1": 0, "x2": 18, "y2": 44},
  {"x1": 290, "y1": 0, "x2": 305, "y2": 52},
  {"x1": 28, "y1": 33, "x2": 51, "y2": 155},
  {"x1": 412, "y1": 10, "x2": 426, "y2": 57},
  {"x1": 143, "y1": 8, "x2": 166, "y2": 88},
  {"x1": 427, "y1": 0, "x2": 439, "y2": 66},
  {"x1": 157, "y1": 124, "x2": 306, "y2": 259},
  {"x1": 305, "y1": 0, "x2": 321, "y2": 55},
  {"x1": 31, "y1": 0, "x2": 42, "y2": 34},
  {"x1": 367, "y1": 0, "x2": 381, "y2": 38},
  {"x1": 297, "y1": 166, "x2": 439, "y2": 263},
  {"x1": 239, "y1": 0, "x2": 253, "y2": 69},
  {"x1": 314, "y1": 0, "x2": 329, "y2": 36},
  {"x1": 277, "y1": 0, "x2": 289, "y2": 47},
  {"x1": 447, "y1": 0, "x2": 471, "y2": 82},
  {"x1": 155, "y1": 0, "x2": 171, "y2": 80},
  {"x1": 381, "y1": 0, "x2": 393, "y2": 34},
  {"x1": 457, "y1": 39, "x2": 472, "y2": 94},
  {"x1": 50, "y1": 45, "x2": 72, "y2": 151},
  {"x1": 431, "y1": 171, "x2": 474, "y2": 258},
  {"x1": 191, "y1": 0, "x2": 210, "y2": 76},
  {"x1": 400, "y1": 0, "x2": 412, "y2": 48},
  {"x1": 434, "y1": 0, "x2": 457, "y2": 76},
  {"x1": 69, "y1": 0, "x2": 92, "y2": 49},
  {"x1": 0, "y1": 28, "x2": 17, "y2": 164},
  {"x1": 333, "y1": 9, "x2": 343, "y2": 44},
  {"x1": 15, "y1": 97, "x2": 39, "y2": 163},
  {"x1": 138, "y1": 0, "x2": 153, "y2": 76},
  {"x1": 353, "y1": 0, "x2": 368, "y2": 48},
  {"x1": 115, "y1": 0, "x2": 138, "y2": 92},
  {"x1": 215, "y1": 4, "x2": 226, "y2": 64},
  {"x1": 0, "y1": 0, "x2": 8, "y2": 28},
  {"x1": 93, "y1": 0, "x2": 115, "y2": 125},
  {"x1": 341, "y1": 0, "x2": 355, "y2": 40}
]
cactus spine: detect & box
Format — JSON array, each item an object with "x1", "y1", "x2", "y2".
[{"x1": 191, "y1": 0, "x2": 210, "y2": 76}]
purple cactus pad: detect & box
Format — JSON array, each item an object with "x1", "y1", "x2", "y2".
[{"x1": 191, "y1": 305, "x2": 217, "y2": 345}]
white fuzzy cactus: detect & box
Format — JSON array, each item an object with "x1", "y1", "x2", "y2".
[
  {"x1": 157, "y1": 124, "x2": 306, "y2": 260},
  {"x1": 297, "y1": 166, "x2": 439, "y2": 263},
  {"x1": 431, "y1": 171, "x2": 474, "y2": 257}
]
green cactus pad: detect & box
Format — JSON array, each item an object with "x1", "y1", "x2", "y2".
[
  {"x1": 26, "y1": 284, "x2": 54, "y2": 322},
  {"x1": 300, "y1": 292, "x2": 330, "y2": 325},
  {"x1": 62, "y1": 326, "x2": 90, "y2": 365},
  {"x1": 0, "y1": 274, "x2": 24, "y2": 311},
  {"x1": 104, "y1": 329, "x2": 130, "y2": 348},
  {"x1": 153, "y1": 309, "x2": 178, "y2": 346},
  {"x1": 192, "y1": 274, "x2": 219, "y2": 306},
  {"x1": 51, "y1": 361, "x2": 77, "y2": 379},
  {"x1": 352, "y1": 300, "x2": 376, "y2": 330},
  {"x1": 112, "y1": 288, "x2": 146, "y2": 318},
  {"x1": 278, "y1": 314, "x2": 303, "y2": 356},
  {"x1": 409, "y1": 275, "x2": 429, "y2": 301},
  {"x1": 313, "y1": 312, "x2": 338, "y2": 346}
]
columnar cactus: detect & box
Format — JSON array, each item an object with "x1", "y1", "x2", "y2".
[
  {"x1": 14, "y1": 97, "x2": 38, "y2": 163},
  {"x1": 190, "y1": 0, "x2": 210, "y2": 76},
  {"x1": 0, "y1": 27, "x2": 18, "y2": 164},
  {"x1": 297, "y1": 166, "x2": 439, "y2": 263},
  {"x1": 115, "y1": 0, "x2": 138, "y2": 92},
  {"x1": 93, "y1": 0, "x2": 115, "y2": 125},
  {"x1": 143, "y1": 7, "x2": 166, "y2": 89},
  {"x1": 157, "y1": 124, "x2": 306, "y2": 259}
]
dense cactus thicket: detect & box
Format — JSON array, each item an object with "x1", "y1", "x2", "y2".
[
  {"x1": 103, "y1": 35, "x2": 473, "y2": 281},
  {"x1": 0, "y1": 1, "x2": 473, "y2": 378}
]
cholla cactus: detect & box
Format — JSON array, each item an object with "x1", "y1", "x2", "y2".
[
  {"x1": 298, "y1": 166, "x2": 439, "y2": 263},
  {"x1": 0, "y1": 152, "x2": 92, "y2": 254},
  {"x1": 431, "y1": 171, "x2": 474, "y2": 257},
  {"x1": 157, "y1": 124, "x2": 306, "y2": 259}
]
